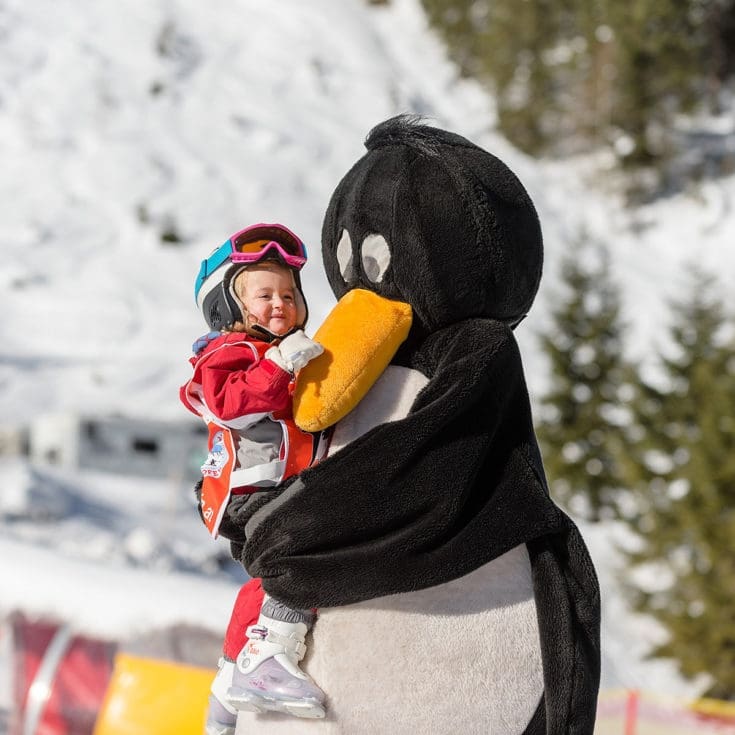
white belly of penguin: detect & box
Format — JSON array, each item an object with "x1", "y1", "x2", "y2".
[{"x1": 236, "y1": 365, "x2": 544, "y2": 734}]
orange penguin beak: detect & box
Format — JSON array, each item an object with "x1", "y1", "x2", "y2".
[{"x1": 293, "y1": 289, "x2": 413, "y2": 432}]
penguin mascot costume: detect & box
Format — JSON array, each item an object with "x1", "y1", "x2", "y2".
[{"x1": 226, "y1": 115, "x2": 601, "y2": 734}]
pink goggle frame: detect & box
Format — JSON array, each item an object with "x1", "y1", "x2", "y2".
[{"x1": 228, "y1": 223, "x2": 307, "y2": 270}]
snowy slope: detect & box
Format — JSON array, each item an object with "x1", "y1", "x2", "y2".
[
  {"x1": 1, "y1": 0, "x2": 732, "y2": 702},
  {"x1": 2, "y1": 0, "x2": 733, "y2": 421},
  {"x1": 0, "y1": 0, "x2": 497, "y2": 423}
]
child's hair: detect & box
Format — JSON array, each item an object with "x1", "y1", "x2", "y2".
[{"x1": 227, "y1": 261, "x2": 307, "y2": 335}]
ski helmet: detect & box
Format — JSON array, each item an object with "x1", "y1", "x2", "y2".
[{"x1": 194, "y1": 223, "x2": 309, "y2": 333}]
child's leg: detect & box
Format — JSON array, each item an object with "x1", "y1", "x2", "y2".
[
  {"x1": 222, "y1": 578, "x2": 265, "y2": 660},
  {"x1": 259, "y1": 594, "x2": 315, "y2": 627},
  {"x1": 206, "y1": 579, "x2": 266, "y2": 735},
  {"x1": 228, "y1": 594, "x2": 326, "y2": 719}
]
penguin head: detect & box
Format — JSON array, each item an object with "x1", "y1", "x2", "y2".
[{"x1": 321, "y1": 115, "x2": 543, "y2": 336}]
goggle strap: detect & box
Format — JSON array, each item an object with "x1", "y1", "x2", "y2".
[{"x1": 194, "y1": 240, "x2": 235, "y2": 303}]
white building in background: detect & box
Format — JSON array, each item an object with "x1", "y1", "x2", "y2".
[
  {"x1": 28, "y1": 413, "x2": 207, "y2": 481},
  {"x1": 0, "y1": 425, "x2": 27, "y2": 458}
]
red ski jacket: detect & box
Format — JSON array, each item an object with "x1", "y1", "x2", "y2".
[
  {"x1": 180, "y1": 332, "x2": 320, "y2": 536},
  {"x1": 180, "y1": 332, "x2": 292, "y2": 424}
]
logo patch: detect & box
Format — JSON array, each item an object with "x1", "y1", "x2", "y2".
[{"x1": 201, "y1": 430, "x2": 229, "y2": 478}]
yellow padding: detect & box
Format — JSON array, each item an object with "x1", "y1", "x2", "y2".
[
  {"x1": 691, "y1": 696, "x2": 735, "y2": 718},
  {"x1": 93, "y1": 653, "x2": 215, "y2": 735},
  {"x1": 294, "y1": 289, "x2": 413, "y2": 432}
]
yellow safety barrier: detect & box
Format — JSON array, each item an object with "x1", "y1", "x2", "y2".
[
  {"x1": 692, "y1": 696, "x2": 735, "y2": 719},
  {"x1": 93, "y1": 653, "x2": 215, "y2": 735}
]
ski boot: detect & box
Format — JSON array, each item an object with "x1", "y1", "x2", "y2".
[
  {"x1": 227, "y1": 614, "x2": 326, "y2": 719},
  {"x1": 205, "y1": 658, "x2": 239, "y2": 735}
]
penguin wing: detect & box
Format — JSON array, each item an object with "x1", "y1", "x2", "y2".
[
  {"x1": 241, "y1": 319, "x2": 567, "y2": 606},
  {"x1": 527, "y1": 527, "x2": 601, "y2": 734}
]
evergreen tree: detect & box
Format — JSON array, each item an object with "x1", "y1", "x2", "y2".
[
  {"x1": 419, "y1": 0, "x2": 735, "y2": 175},
  {"x1": 623, "y1": 269, "x2": 735, "y2": 699},
  {"x1": 421, "y1": 0, "x2": 568, "y2": 154},
  {"x1": 604, "y1": 0, "x2": 710, "y2": 167},
  {"x1": 536, "y1": 236, "x2": 634, "y2": 521}
]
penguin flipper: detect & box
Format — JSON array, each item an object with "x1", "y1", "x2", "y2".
[{"x1": 241, "y1": 319, "x2": 566, "y2": 606}]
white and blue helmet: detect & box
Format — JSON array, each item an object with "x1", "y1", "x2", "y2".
[{"x1": 194, "y1": 223, "x2": 308, "y2": 334}]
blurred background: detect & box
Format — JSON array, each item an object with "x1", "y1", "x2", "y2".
[{"x1": 0, "y1": 0, "x2": 733, "y2": 732}]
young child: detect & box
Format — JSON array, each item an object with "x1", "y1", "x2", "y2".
[{"x1": 180, "y1": 223, "x2": 328, "y2": 733}]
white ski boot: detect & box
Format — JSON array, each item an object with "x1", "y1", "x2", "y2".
[
  {"x1": 205, "y1": 658, "x2": 239, "y2": 735},
  {"x1": 227, "y1": 614, "x2": 326, "y2": 719}
]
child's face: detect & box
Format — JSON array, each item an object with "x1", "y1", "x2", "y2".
[{"x1": 237, "y1": 265, "x2": 299, "y2": 336}]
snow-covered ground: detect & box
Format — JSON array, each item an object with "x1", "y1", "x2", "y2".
[
  {"x1": 0, "y1": 459, "x2": 240, "y2": 639},
  {"x1": 1, "y1": 0, "x2": 732, "y2": 705}
]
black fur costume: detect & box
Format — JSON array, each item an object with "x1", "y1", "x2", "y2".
[{"x1": 221, "y1": 116, "x2": 601, "y2": 734}]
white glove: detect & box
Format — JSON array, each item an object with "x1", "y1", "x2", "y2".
[{"x1": 265, "y1": 330, "x2": 324, "y2": 373}]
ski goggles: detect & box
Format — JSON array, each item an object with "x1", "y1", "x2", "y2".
[
  {"x1": 229, "y1": 223, "x2": 307, "y2": 269},
  {"x1": 195, "y1": 223, "x2": 308, "y2": 302}
]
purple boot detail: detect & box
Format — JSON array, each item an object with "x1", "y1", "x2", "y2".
[{"x1": 228, "y1": 657, "x2": 326, "y2": 719}]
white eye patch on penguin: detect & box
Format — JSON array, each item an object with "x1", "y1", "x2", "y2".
[
  {"x1": 360, "y1": 233, "x2": 391, "y2": 283},
  {"x1": 336, "y1": 229, "x2": 355, "y2": 283},
  {"x1": 335, "y1": 228, "x2": 392, "y2": 285}
]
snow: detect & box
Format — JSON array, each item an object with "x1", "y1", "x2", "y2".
[
  {"x1": 0, "y1": 458, "x2": 240, "y2": 637},
  {"x1": 1, "y1": 0, "x2": 732, "y2": 705}
]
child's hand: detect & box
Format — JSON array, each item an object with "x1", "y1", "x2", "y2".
[
  {"x1": 266, "y1": 330, "x2": 324, "y2": 373},
  {"x1": 192, "y1": 331, "x2": 220, "y2": 355}
]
